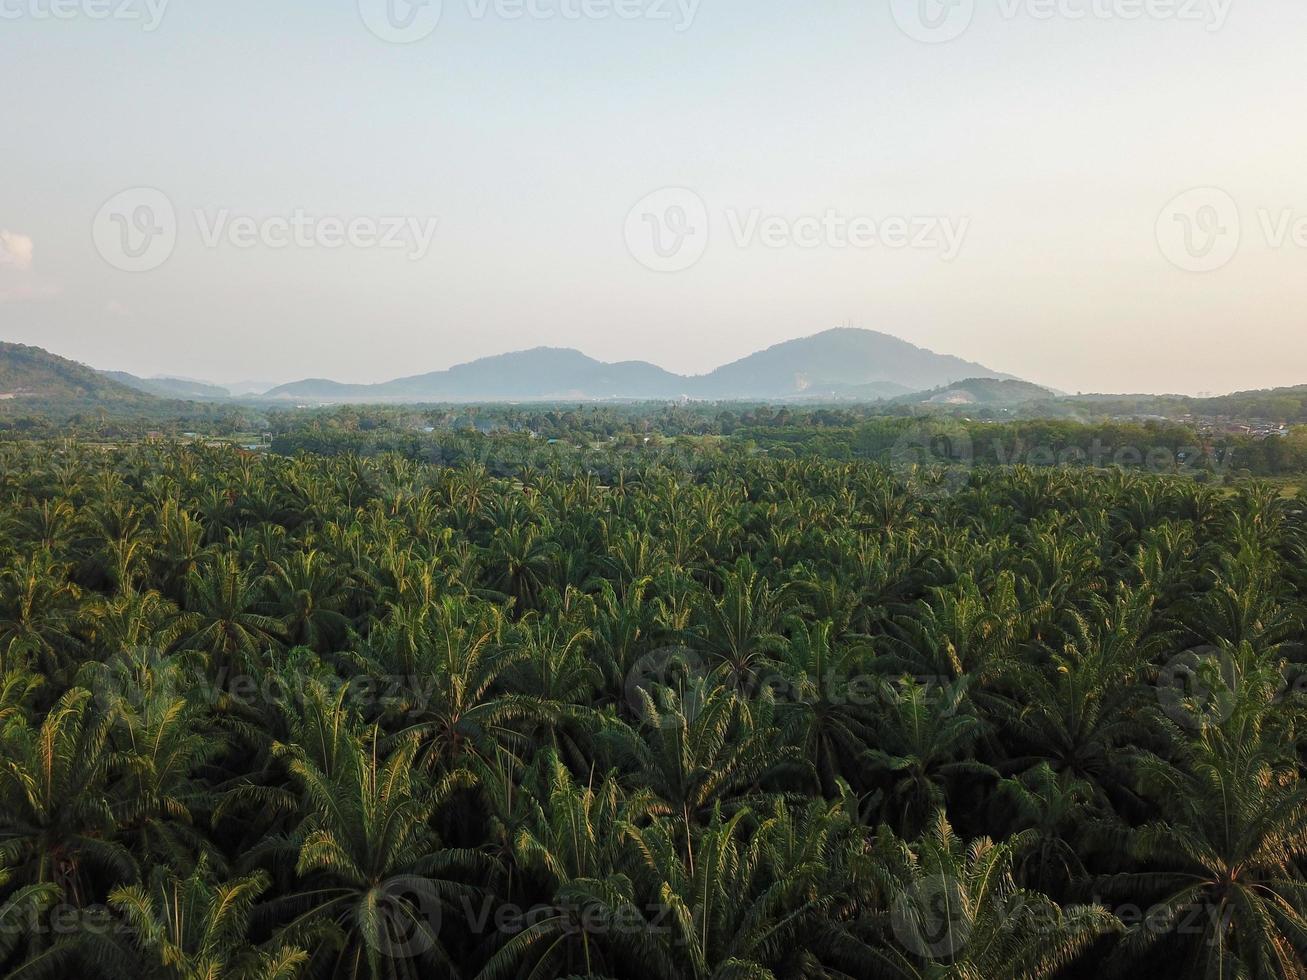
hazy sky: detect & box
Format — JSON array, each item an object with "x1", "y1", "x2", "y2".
[{"x1": 2, "y1": 0, "x2": 1306, "y2": 395}]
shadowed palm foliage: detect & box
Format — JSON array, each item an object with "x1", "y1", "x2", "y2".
[
  {"x1": 0, "y1": 688, "x2": 135, "y2": 904},
  {"x1": 106, "y1": 861, "x2": 307, "y2": 980},
  {"x1": 253, "y1": 696, "x2": 487, "y2": 980},
  {"x1": 865, "y1": 678, "x2": 994, "y2": 839},
  {"x1": 477, "y1": 752, "x2": 662, "y2": 980},
  {"x1": 267, "y1": 551, "x2": 351, "y2": 653},
  {"x1": 840, "y1": 812, "x2": 1120, "y2": 980},
  {"x1": 1098, "y1": 642, "x2": 1307, "y2": 978}
]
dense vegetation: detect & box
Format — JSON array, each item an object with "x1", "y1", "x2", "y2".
[
  {"x1": 266, "y1": 407, "x2": 1307, "y2": 479},
  {"x1": 1, "y1": 436, "x2": 1306, "y2": 978}
]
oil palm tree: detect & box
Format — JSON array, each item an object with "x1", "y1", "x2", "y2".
[
  {"x1": 612, "y1": 683, "x2": 807, "y2": 871},
  {"x1": 256, "y1": 728, "x2": 487, "y2": 980},
  {"x1": 367, "y1": 597, "x2": 531, "y2": 775},
  {"x1": 0, "y1": 552, "x2": 84, "y2": 677},
  {"x1": 0, "y1": 688, "x2": 136, "y2": 904},
  {"x1": 841, "y1": 811, "x2": 1119, "y2": 980},
  {"x1": 865, "y1": 678, "x2": 993, "y2": 839},
  {"x1": 476, "y1": 752, "x2": 662, "y2": 980},
  {"x1": 691, "y1": 557, "x2": 788, "y2": 686},
  {"x1": 267, "y1": 550, "x2": 351, "y2": 653},
  {"x1": 628, "y1": 799, "x2": 849, "y2": 980},
  {"x1": 773, "y1": 620, "x2": 878, "y2": 796},
  {"x1": 1098, "y1": 643, "x2": 1307, "y2": 978},
  {"x1": 105, "y1": 861, "x2": 307, "y2": 980},
  {"x1": 177, "y1": 554, "x2": 285, "y2": 677}
]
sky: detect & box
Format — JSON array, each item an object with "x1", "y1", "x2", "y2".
[{"x1": 2, "y1": 0, "x2": 1306, "y2": 395}]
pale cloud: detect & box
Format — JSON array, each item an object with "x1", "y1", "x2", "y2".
[
  {"x1": 0, "y1": 230, "x2": 58, "y2": 302},
  {"x1": 0, "y1": 231, "x2": 35, "y2": 273}
]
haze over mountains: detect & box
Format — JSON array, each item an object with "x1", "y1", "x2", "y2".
[
  {"x1": 262, "y1": 329, "x2": 1014, "y2": 403},
  {"x1": 103, "y1": 373, "x2": 234, "y2": 401},
  {"x1": 7, "y1": 333, "x2": 1307, "y2": 426},
  {"x1": 1, "y1": 328, "x2": 1022, "y2": 409}
]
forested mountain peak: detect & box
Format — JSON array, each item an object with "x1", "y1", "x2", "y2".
[{"x1": 0, "y1": 341, "x2": 158, "y2": 410}]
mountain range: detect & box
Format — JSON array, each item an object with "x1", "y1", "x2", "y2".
[
  {"x1": 1, "y1": 329, "x2": 1020, "y2": 410},
  {"x1": 262, "y1": 329, "x2": 1013, "y2": 403}
]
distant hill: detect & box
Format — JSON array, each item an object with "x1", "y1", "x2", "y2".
[
  {"x1": 688, "y1": 329, "x2": 1011, "y2": 400},
  {"x1": 224, "y1": 379, "x2": 280, "y2": 397},
  {"x1": 1041, "y1": 384, "x2": 1307, "y2": 425},
  {"x1": 898, "y1": 377, "x2": 1056, "y2": 407},
  {"x1": 104, "y1": 372, "x2": 231, "y2": 400},
  {"x1": 0, "y1": 343, "x2": 160, "y2": 411},
  {"x1": 266, "y1": 349, "x2": 685, "y2": 402},
  {"x1": 1189, "y1": 384, "x2": 1307, "y2": 422},
  {"x1": 265, "y1": 328, "x2": 1014, "y2": 403}
]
